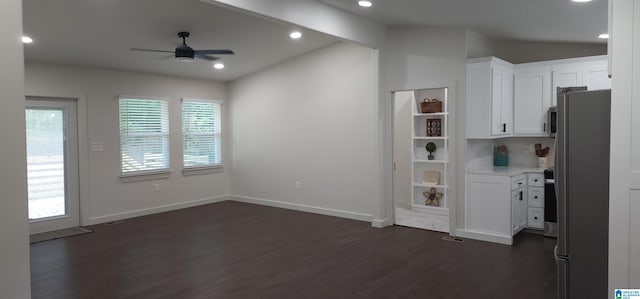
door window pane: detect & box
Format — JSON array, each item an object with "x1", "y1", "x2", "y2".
[{"x1": 26, "y1": 109, "x2": 66, "y2": 219}]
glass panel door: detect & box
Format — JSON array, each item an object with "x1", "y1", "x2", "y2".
[{"x1": 26, "y1": 98, "x2": 79, "y2": 234}]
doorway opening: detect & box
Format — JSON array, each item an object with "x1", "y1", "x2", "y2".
[{"x1": 26, "y1": 97, "x2": 80, "y2": 234}]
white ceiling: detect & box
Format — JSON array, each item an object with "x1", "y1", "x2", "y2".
[
  {"x1": 23, "y1": 0, "x2": 608, "y2": 82},
  {"x1": 22, "y1": 0, "x2": 340, "y2": 82},
  {"x1": 321, "y1": 0, "x2": 608, "y2": 43}
]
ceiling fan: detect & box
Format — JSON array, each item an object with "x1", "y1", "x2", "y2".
[{"x1": 130, "y1": 31, "x2": 234, "y2": 62}]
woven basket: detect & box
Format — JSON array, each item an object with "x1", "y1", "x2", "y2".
[{"x1": 420, "y1": 99, "x2": 442, "y2": 113}]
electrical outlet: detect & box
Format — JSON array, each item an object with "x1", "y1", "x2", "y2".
[
  {"x1": 153, "y1": 183, "x2": 160, "y2": 192},
  {"x1": 295, "y1": 181, "x2": 301, "y2": 190}
]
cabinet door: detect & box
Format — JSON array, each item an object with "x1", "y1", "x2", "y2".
[
  {"x1": 511, "y1": 188, "x2": 527, "y2": 235},
  {"x1": 582, "y1": 61, "x2": 611, "y2": 90},
  {"x1": 491, "y1": 65, "x2": 513, "y2": 136},
  {"x1": 514, "y1": 67, "x2": 552, "y2": 135},
  {"x1": 552, "y1": 63, "x2": 582, "y2": 106},
  {"x1": 466, "y1": 174, "x2": 511, "y2": 236}
]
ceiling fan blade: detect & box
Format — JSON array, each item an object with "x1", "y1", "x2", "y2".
[
  {"x1": 130, "y1": 48, "x2": 174, "y2": 54},
  {"x1": 194, "y1": 49, "x2": 234, "y2": 55},
  {"x1": 195, "y1": 54, "x2": 219, "y2": 61}
]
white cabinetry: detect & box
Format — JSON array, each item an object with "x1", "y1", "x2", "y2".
[
  {"x1": 551, "y1": 57, "x2": 610, "y2": 106},
  {"x1": 511, "y1": 174, "x2": 527, "y2": 235},
  {"x1": 410, "y1": 87, "x2": 450, "y2": 233},
  {"x1": 526, "y1": 173, "x2": 545, "y2": 229},
  {"x1": 463, "y1": 172, "x2": 532, "y2": 245},
  {"x1": 467, "y1": 57, "x2": 514, "y2": 139},
  {"x1": 465, "y1": 174, "x2": 511, "y2": 238},
  {"x1": 514, "y1": 65, "x2": 552, "y2": 136}
]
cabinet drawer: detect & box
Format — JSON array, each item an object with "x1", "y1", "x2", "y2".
[
  {"x1": 511, "y1": 174, "x2": 527, "y2": 190},
  {"x1": 528, "y1": 207, "x2": 544, "y2": 229},
  {"x1": 528, "y1": 187, "x2": 544, "y2": 208},
  {"x1": 527, "y1": 173, "x2": 544, "y2": 187}
]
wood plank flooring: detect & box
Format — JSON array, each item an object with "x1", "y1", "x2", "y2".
[{"x1": 31, "y1": 201, "x2": 557, "y2": 298}]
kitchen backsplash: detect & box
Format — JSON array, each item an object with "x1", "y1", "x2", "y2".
[{"x1": 467, "y1": 137, "x2": 555, "y2": 170}]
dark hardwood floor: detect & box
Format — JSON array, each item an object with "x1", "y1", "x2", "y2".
[{"x1": 31, "y1": 201, "x2": 557, "y2": 299}]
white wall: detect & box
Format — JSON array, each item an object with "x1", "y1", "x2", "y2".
[
  {"x1": 25, "y1": 63, "x2": 230, "y2": 224},
  {"x1": 383, "y1": 26, "x2": 468, "y2": 231},
  {"x1": 608, "y1": 0, "x2": 638, "y2": 292},
  {"x1": 228, "y1": 42, "x2": 379, "y2": 221},
  {"x1": 209, "y1": 0, "x2": 387, "y2": 48},
  {"x1": 0, "y1": 0, "x2": 31, "y2": 297},
  {"x1": 492, "y1": 41, "x2": 606, "y2": 64}
]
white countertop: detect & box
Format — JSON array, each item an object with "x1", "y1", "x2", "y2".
[{"x1": 466, "y1": 166, "x2": 546, "y2": 176}]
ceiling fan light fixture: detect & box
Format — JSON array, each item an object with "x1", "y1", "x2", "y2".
[
  {"x1": 175, "y1": 56, "x2": 195, "y2": 62},
  {"x1": 358, "y1": 1, "x2": 372, "y2": 7}
]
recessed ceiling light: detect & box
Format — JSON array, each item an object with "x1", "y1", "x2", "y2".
[
  {"x1": 358, "y1": 1, "x2": 372, "y2": 7},
  {"x1": 22, "y1": 36, "x2": 33, "y2": 44},
  {"x1": 571, "y1": 0, "x2": 592, "y2": 2},
  {"x1": 213, "y1": 63, "x2": 225, "y2": 70},
  {"x1": 598, "y1": 33, "x2": 609, "y2": 39},
  {"x1": 290, "y1": 31, "x2": 302, "y2": 39}
]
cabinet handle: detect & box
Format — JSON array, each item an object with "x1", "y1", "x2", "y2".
[
  {"x1": 544, "y1": 123, "x2": 546, "y2": 132},
  {"x1": 519, "y1": 191, "x2": 523, "y2": 201},
  {"x1": 534, "y1": 196, "x2": 538, "y2": 199},
  {"x1": 502, "y1": 123, "x2": 507, "y2": 132},
  {"x1": 534, "y1": 179, "x2": 538, "y2": 182},
  {"x1": 534, "y1": 216, "x2": 538, "y2": 220}
]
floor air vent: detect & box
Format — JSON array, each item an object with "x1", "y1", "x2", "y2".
[{"x1": 442, "y1": 236, "x2": 466, "y2": 243}]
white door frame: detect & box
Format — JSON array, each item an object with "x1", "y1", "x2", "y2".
[{"x1": 26, "y1": 97, "x2": 80, "y2": 234}]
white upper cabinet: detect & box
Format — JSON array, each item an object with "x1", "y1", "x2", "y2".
[
  {"x1": 551, "y1": 57, "x2": 610, "y2": 106},
  {"x1": 467, "y1": 57, "x2": 514, "y2": 139},
  {"x1": 514, "y1": 65, "x2": 552, "y2": 136}
]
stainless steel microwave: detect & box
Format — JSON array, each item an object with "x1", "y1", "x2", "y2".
[{"x1": 548, "y1": 106, "x2": 557, "y2": 137}]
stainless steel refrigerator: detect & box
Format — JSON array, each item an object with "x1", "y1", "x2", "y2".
[{"x1": 554, "y1": 87, "x2": 610, "y2": 299}]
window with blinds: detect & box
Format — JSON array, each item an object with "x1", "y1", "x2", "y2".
[
  {"x1": 118, "y1": 97, "x2": 170, "y2": 175},
  {"x1": 181, "y1": 99, "x2": 222, "y2": 168}
]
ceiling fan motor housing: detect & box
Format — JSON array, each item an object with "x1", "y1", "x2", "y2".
[{"x1": 175, "y1": 45, "x2": 195, "y2": 60}]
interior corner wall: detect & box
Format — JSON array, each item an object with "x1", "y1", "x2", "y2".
[
  {"x1": 0, "y1": 0, "x2": 31, "y2": 297},
  {"x1": 228, "y1": 41, "x2": 378, "y2": 221},
  {"x1": 466, "y1": 29, "x2": 498, "y2": 59},
  {"x1": 383, "y1": 26, "x2": 468, "y2": 232},
  {"x1": 24, "y1": 63, "x2": 230, "y2": 224},
  {"x1": 490, "y1": 40, "x2": 607, "y2": 64}
]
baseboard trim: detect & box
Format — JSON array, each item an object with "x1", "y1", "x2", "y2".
[
  {"x1": 371, "y1": 218, "x2": 393, "y2": 228},
  {"x1": 455, "y1": 229, "x2": 513, "y2": 245},
  {"x1": 230, "y1": 195, "x2": 373, "y2": 223},
  {"x1": 85, "y1": 195, "x2": 230, "y2": 225}
]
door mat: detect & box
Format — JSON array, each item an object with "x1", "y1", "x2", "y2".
[{"x1": 30, "y1": 227, "x2": 93, "y2": 244}]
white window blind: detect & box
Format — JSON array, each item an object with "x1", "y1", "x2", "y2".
[
  {"x1": 119, "y1": 97, "x2": 170, "y2": 175},
  {"x1": 182, "y1": 99, "x2": 222, "y2": 168}
]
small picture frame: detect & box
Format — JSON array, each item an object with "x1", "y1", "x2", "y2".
[{"x1": 426, "y1": 118, "x2": 442, "y2": 137}]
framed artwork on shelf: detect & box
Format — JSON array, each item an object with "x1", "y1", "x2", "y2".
[{"x1": 426, "y1": 118, "x2": 442, "y2": 137}]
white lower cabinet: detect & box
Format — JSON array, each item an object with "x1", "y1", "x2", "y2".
[
  {"x1": 528, "y1": 207, "x2": 544, "y2": 229},
  {"x1": 463, "y1": 171, "x2": 544, "y2": 245},
  {"x1": 526, "y1": 173, "x2": 545, "y2": 230},
  {"x1": 512, "y1": 187, "x2": 527, "y2": 235}
]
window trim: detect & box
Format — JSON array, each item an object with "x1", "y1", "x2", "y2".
[
  {"x1": 181, "y1": 98, "x2": 223, "y2": 172},
  {"x1": 118, "y1": 95, "x2": 171, "y2": 179}
]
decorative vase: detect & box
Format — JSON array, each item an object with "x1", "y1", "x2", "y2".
[{"x1": 538, "y1": 157, "x2": 548, "y2": 169}]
